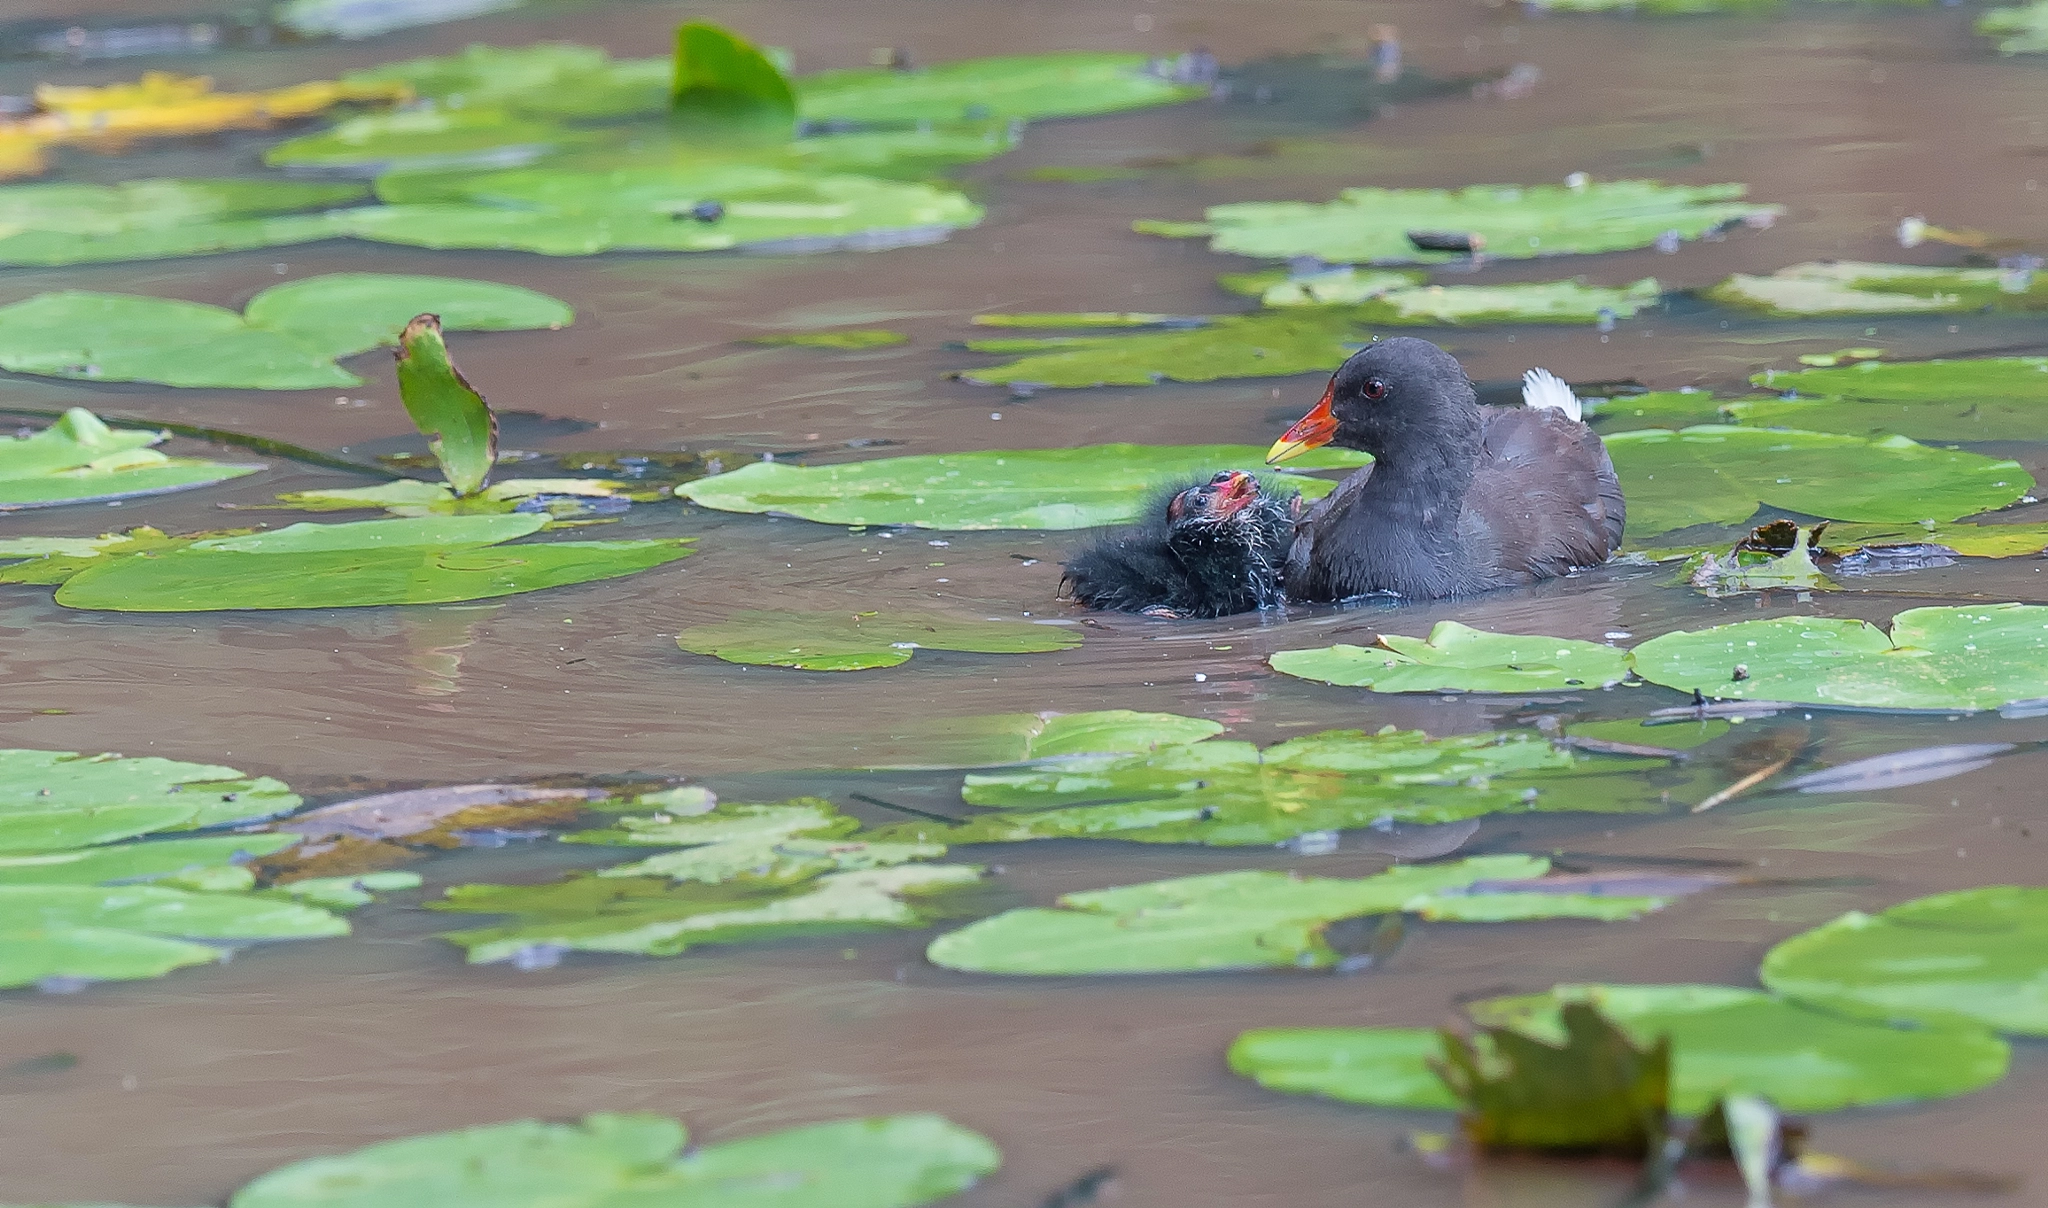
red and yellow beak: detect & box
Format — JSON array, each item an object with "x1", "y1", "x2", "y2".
[
  {"x1": 1211, "y1": 470, "x2": 1258, "y2": 519},
  {"x1": 1265, "y1": 381, "x2": 1337, "y2": 465}
]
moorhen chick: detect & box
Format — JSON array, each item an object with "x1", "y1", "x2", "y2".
[
  {"x1": 1268, "y1": 337, "x2": 1624, "y2": 601},
  {"x1": 1063, "y1": 470, "x2": 1298, "y2": 618}
]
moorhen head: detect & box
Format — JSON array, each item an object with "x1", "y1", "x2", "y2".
[
  {"x1": 1268, "y1": 337, "x2": 1625, "y2": 601},
  {"x1": 1063, "y1": 470, "x2": 1298, "y2": 618}
]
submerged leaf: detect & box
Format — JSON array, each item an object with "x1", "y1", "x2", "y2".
[
  {"x1": 395, "y1": 315, "x2": 498, "y2": 496},
  {"x1": 1436, "y1": 1002, "x2": 1669, "y2": 1155},
  {"x1": 1270, "y1": 621, "x2": 1631, "y2": 693},
  {"x1": 0, "y1": 407, "x2": 260, "y2": 511},
  {"x1": 676, "y1": 610, "x2": 1080, "y2": 670},
  {"x1": 1705, "y1": 261, "x2": 2048, "y2": 317}
]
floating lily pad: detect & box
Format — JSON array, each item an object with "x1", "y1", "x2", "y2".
[
  {"x1": 1, "y1": 514, "x2": 693, "y2": 612},
  {"x1": 1219, "y1": 267, "x2": 1423, "y2": 304},
  {"x1": 1249, "y1": 270, "x2": 1663, "y2": 325},
  {"x1": 1629, "y1": 604, "x2": 2048, "y2": 710},
  {"x1": 0, "y1": 408, "x2": 261, "y2": 511},
  {"x1": 1270, "y1": 621, "x2": 1632, "y2": 693},
  {"x1": 1584, "y1": 390, "x2": 1736, "y2": 431},
  {"x1": 1705, "y1": 261, "x2": 2048, "y2": 316},
  {"x1": 0, "y1": 748, "x2": 301, "y2": 854},
  {"x1": 0, "y1": 274, "x2": 571, "y2": 390},
  {"x1": 339, "y1": 42, "x2": 673, "y2": 122},
  {"x1": 798, "y1": 53, "x2": 1205, "y2": 126},
  {"x1": 960, "y1": 310, "x2": 1363, "y2": 388},
  {"x1": 877, "y1": 709, "x2": 1227, "y2": 768},
  {"x1": 746, "y1": 329, "x2": 910, "y2": 348},
  {"x1": 1230, "y1": 983, "x2": 2010, "y2": 1117},
  {"x1": 1606, "y1": 426, "x2": 2030, "y2": 540},
  {"x1": 1762, "y1": 887, "x2": 2048, "y2": 1035},
  {"x1": 1819, "y1": 520, "x2": 2048, "y2": 558},
  {"x1": 269, "y1": 477, "x2": 637, "y2": 518},
  {"x1": 970, "y1": 312, "x2": 1210, "y2": 329},
  {"x1": 264, "y1": 104, "x2": 614, "y2": 174},
  {"x1": 677, "y1": 444, "x2": 1369, "y2": 530},
  {"x1": 1144, "y1": 180, "x2": 1779, "y2": 264},
  {"x1": 0, "y1": 178, "x2": 366, "y2": 266},
  {"x1": 0, "y1": 834, "x2": 294, "y2": 886},
  {"x1": 867, "y1": 727, "x2": 1671, "y2": 849},
  {"x1": 564, "y1": 796, "x2": 941, "y2": 886},
  {"x1": 274, "y1": 0, "x2": 529, "y2": 39},
  {"x1": 227, "y1": 1111, "x2": 998, "y2": 1208},
  {"x1": 927, "y1": 855, "x2": 1669, "y2": 975},
  {"x1": 1725, "y1": 357, "x2": 2048, "y2": 443},
  {"x1": 435, "y1": 864, "x2": 984, "y2": 964},
  {"x1": 675, "y1": 610, "x2": 1080, "y2": 670},
  {"x1": 1980, "y1": 1, "x2": 2048, "y2": 53},
  {"x1": 0, "y1": 881, "x2": 347, "y2": 989}
]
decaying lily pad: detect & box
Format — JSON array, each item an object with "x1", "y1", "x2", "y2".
[
  {"x1": 1705, "y1": 261, "x2": 2048, "y2": 316},
  {"x1": 1141, "y1": 180, "x2": 1779, "y2": 265},
  {"x1": 677, "y1": 444, "x2": 1369, "y2": 530},
  {"x1": 0, "y1": 407, "x2": 261, "y2": 511},
  {"x1": 1270, "y1": 622, "x2": 1632, "y2": 693},
  {"x1": 1439, "y1": 1001, "x2": 1670, "y2": 1155},
  {"x1": 1230, "y1": 983, "x2": 2011, "y2": 1116},
  {"x1": 1762, "y1": 886, "x2": 2048, "y2": 1035},
  {"x1": 565, "y1": 796, "x2": 942, "y2": 886},
  {"x1": 675, "y1": 610, "x2": 1081, "y2": 670},
  {"x1": 926, "y1": 855, "x2": 1671, "y2": 975}
]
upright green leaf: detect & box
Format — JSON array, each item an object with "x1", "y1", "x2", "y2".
[
  {"x1": 670, "y1": 22, "x2": 798, "y2": 130},
  {"x1": 395, "y1": 315, "x2": 497, "y2": 496}
]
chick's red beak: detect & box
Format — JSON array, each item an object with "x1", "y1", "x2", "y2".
[
  {"x1": 1211, "y1": 470, "x2": 1257, "y2": 519},
  {"x1": 1266, "y1": 381, "x2": 1337, "y2": 464}
]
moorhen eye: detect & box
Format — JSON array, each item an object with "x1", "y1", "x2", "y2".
[{"x1": 1361, "y1": 377, "x2": 1388, "y2": 401}]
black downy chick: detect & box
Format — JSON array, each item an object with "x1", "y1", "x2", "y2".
[{"x1": 1062, "y1": 470, "x2": 1299, "y2": 618}]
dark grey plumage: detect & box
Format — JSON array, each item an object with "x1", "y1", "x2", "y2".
[{"x1": 1063, "y1": 471, "x2": 1298, "y2": 618}]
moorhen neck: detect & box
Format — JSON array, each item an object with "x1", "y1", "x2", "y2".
[
  {"x1": 1267, "y1": 337, "x2": 1625, "y2": 601},
  {"x1": 1063, "y1": 470, "x2": 1297, "y2": 618}
]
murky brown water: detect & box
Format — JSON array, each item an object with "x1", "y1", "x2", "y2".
[{"x1": 3, "y1": 0, "x2": 2047, "y2": 1203}]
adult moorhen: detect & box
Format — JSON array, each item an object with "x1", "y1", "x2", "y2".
[
  {"x1": 1269, "y1": 337, "x2": 1624, "y2": 601},
  {"x1": 1062, "y1": 470, "x2": 1298, "y2": 618}
]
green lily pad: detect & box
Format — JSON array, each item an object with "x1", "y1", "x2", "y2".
[
  {"x1": 960, "y1": 310, "x2": 1364, "y2": 388},
  {"x1": 878, "y1": 709, "x2": 1227, "y2": 768},
  {"x1": 269, "y1": 478, "x2": 637, "y2": 518},
  {"x1": 339, "y1": 42, "x2": 674, "y2": 122},
  {"x1": 1705, "y1": 261, "x2": 2048, "y2": 316},
  {"x1": 1584, "y1": 390, "x2": 1735, "y2": 432},
  {"x1": 0, "y1": 834, "x2": 294, "y2": 886},
  {"x1": 394, "y1": 315, "x2": 498, "y2": 496},
  {"x1": 1629, "y1": 604, "x2": 2048, "y2": 710},
  {"x1": 262, "y1": 105, "x2": 612, "y2": 173},
  {"x1": 0, "y1": 178, "x2": 367, "y2": 267},
  {"x1": 798, "y1": 53, "x2": 1205, "y2": 126},
  {"x1": 970, "y1": 312, "x2": 1210, "y2": 329},
  {"x1": 1270, "y1": 621, "x2": 1632, "y2": 693},
  {"x1": 435, "y1": 864, "x2": 984, "y2": 964},
  {"x1": 1605, "y1": 426, "x2": 2031, "y2": 541},
  {"x1": 1820, "y1": 520, "x2": 2048, "y2": 558},
  {"x1": 229, "y1": 1111, "x2": 998, "y2": 1208},
  {"x1": 0, "y1": 748, "x2": 301, "y2": 854},
  {"x1": 1219, "y1": 267, "x2": 1423, "y2": 304},
  {"x1": 267, "y1": 871, "x2": 423, "y2": 909},
  {"x1": 1761, "y1": 886, "x2": 2048, "y2": 1035},
  {"x1": 1980, "y1": 1, "x2": 2048, "y2": 53},
  {"x1": 675, "y1": 610, "x2": 1080, "y2": 670},
  {"x1": 927, "y1": 855, "x2": 1668, "y2": 975},
  {"x1": 745, "y1": 329, "x2": 910, "y2": 348},
  {"x1": 563, "y1": 796, "x2": 941, "y2": 886},
  {"x1": 1249, "y1": 270, "x2": 1663, "y2": 325},
  {"x1": 0, "y1": 408, "x2": 261, "y2": 511},
  {"x1": 1231, "y1": 982, "x2": 2009, "y2": 1116},
  {"x1": 868, "y1": 727, "x2": 1668, "y2": 848},
  {"x1": 1727, "y1": 357, "x2": 2048, "y2": 443},
  {"x1": 2, "y1": 514, "x2": 693, "y2": 612},
  {"x1": 0, "y1": 275, "x2": 572, "y2": 390},
  {"x1": 671, "y1": 21, "x2": 797, "y2": 129},
  {"x1": 676, "y1": 444, "x2": 1369, "y2": 530},
  {"x1": 1144, "y1": 180, "x2": 1780, "y2": 264},
  {"x1": 0, "y1": 882, "x2": 348, "y2": 988}
]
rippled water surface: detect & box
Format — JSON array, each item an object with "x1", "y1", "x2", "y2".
[{"x1": 3, "y1": 1, "x2": 2047, "y2": 1204}]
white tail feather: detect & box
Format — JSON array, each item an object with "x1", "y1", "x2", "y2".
[{"x1": 1521, "y1": 367, "x2": 1581, "y2": 422}]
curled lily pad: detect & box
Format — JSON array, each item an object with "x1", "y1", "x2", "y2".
[
  {"x1": 0, "y1": 408, "x2": 260, "y2": 511},
  {"x1": 395, "y1": 315, "x2": 497, "y2": 496},
  {"x1": 1606, "y1": 426, "x2": 2030, "y2": 541},
  {"x1": 926, "y1": 855, "x2": 1669, "y2": 975},
  {"x1": 1270, "y1": 622, "x2": 1631, "y2": 693},
  {"x1": 1705, "y1": 261, "x2": 2048, "y2": 317},
  {"x1": 670, "y1": 21, "x2": 797, "y2": 129},
  {"x1": 1144, "y1": 180, "x2": 1779, "y2": 264},
  {"x1": 1231, "y1": 983, "x2": 2010, "y2": 1117},
  {"x1": 0, "y1": 178, "x2": 367, "y2": 267},
  {"x1": 0, "y1": 748, "x2": 300, "y2": 853},
  {"x1": 1629, "y1": 604, "x2": 2048, "y2": 710},
  {"x1": 677, "y1": 444, "x2": 1368, "y2": 530},
  {"x1": 227, "y1": 1111, "x2": 998, "y2": 1208},
  {"x1": 1761, "y1": 887, "x2": 2048, "y2": 1035},
  {"x1": 676, "y1": 610, "x2": 1080, "y2": 670}
]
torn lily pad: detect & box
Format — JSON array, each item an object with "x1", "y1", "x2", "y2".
[
  {"x1": 0, "y1": 882, "x2": 347, "y2": 989},
  {"x1": 1606, "y1": 426, "x2": 2031, "y2": 541},
  {"x1": 1270, "y1": 622, "x2": 1631, "y2": 693},
  {"x1": 1705, "y1": 261, "x2": 2048, "y2": 316},
  {"x1": 1630, "y1": 604, "x2": 2048, "y2": 710},
  {"x1": 0, "y1": 407, "x2": 261, "y2": 511},
  {"x1": 959, "y1": 310, "x2": 1363, "y2": 388},
  {"x1": 1762, "y1": 886, "x2": 2048, "y2": 1035},
  {"x1": 1732, "y1": 357, "x2": 2048, "y2": 443},
  {"x1": 0, "y1": 748, "x2": 300, "y2": 854},
  {"x1": 435, "y1": 864, "x2": 983, "y2": 964},
  {"x1": 926, "y1": 855, "x2": 1670, "y2": 975},
  {"x1": 1231, "y1": 983, "x2": 2010, "y2": 1117},
  {"x1": 677, "y1": 444, "x2": 1369, "y2": 530},
  {"x1": 565, "y1": 796, "x2": 941, "y2": 886},
  {"x1": 1143, "y1": 180, "x2": 1779, "y2": 264},
  {"x1": 0, "y1": 274, "x2": 571, "y2": 390},
  {"x1": 0, "y1": 514, "x2": 694, "y2": 612},
  {"x1": 675, "y1": 610, "x2": 1080, "y2": 670},
  {"x1": 0, "y1": 177, "x2": 367, "y2": 266},
  {"x1": 227, "y1": 1111, "x2": 999, "y2": 1208}
]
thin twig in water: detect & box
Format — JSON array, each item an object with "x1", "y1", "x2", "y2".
[
  {"x1": 846, "y1": 791, "x2": 961, "y2": 825},
  {"x1": 1692, "y1": 753, "x2": 1795, "y2": 813}
]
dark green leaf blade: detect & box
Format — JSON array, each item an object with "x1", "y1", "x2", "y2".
[{"x1": 395, "y1": 314, "x2": 497, "y2": 496}]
